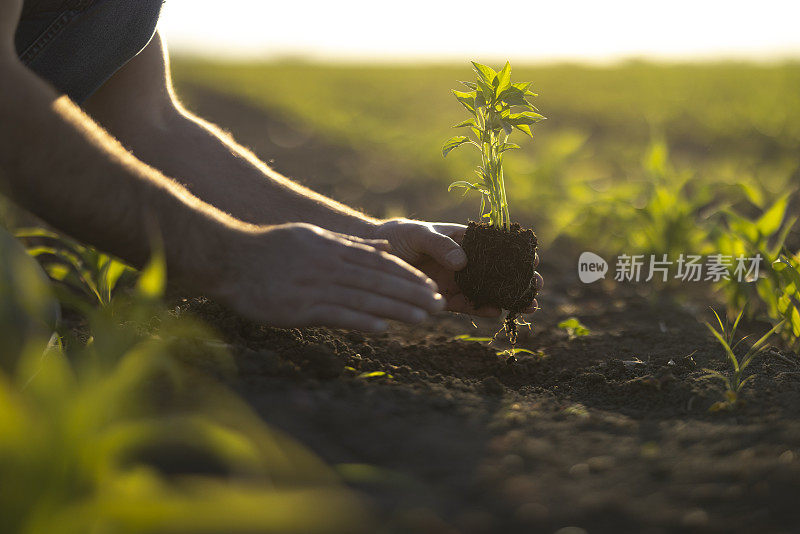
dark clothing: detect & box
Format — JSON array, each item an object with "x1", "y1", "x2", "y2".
[{"x1": 15, "y1": 0, "x2": 164, "y2": 103}]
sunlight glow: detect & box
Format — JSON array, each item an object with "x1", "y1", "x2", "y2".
[{"x1": 158, "y1": 0, "x2": 800, "y2": 62}]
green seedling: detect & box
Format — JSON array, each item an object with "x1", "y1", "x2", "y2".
[
  {"x1": 357, "y1": 370, "x2": 393, "y2": 380},
  {"x1": 496, "y1": 347, "x2": 542, "y2": 358},
  {"x1": 15, "y1": 227, "x2": 134, "y2": 308},
  {"x1": 771, "y1": 252, "x2": 800, "y2": 348},
  {"x1": 702, "y1": 307, "x2": 783, "y2": 411},
  {"x1": 443, "y1": 61, "x2": 544, "y2": 229},
  {"x1": 453, "y1": 334, "x2": 494, "y2": 343},
  {"x1": 713, "y1": 192, "x2": 799, "y2": 347},
  {"x1": 557, "y1": 317, "x2": 591, "y2": 339}
]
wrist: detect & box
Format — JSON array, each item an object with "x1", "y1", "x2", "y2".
[
  {"x1": 169, "y1": 216, "x2": 242, "y2": 297},
  {"x1": 349, "y1": 216, "x2": 383, "y2": 240}
]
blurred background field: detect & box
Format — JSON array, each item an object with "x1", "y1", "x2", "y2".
[{"x1": 172, "y1": 60, "x2": 800, "y2": 247}]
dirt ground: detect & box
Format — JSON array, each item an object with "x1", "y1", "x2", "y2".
[{"x1": 172, "y1": 84, "x2": 800, "y2": 534}]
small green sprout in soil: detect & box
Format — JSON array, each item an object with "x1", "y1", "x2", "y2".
[
  {"x1": 702, "y1": 308, "x2": 783, "y2": 411},
  {"x1": 557, "y1": 317, "x2": 591, "y2": 339},
  {"x1": 772, "y1": 252, "x2": 800, "y2": 348},
  {"x1": 357, "y1": 370, "x2": 394, "y2": 380},
  {"x1": 443, "y1": 61, "x2": 545, "y2": 342}
]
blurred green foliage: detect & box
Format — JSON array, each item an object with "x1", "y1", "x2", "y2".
[
  {"x1": 0, "y1": 225, "x2": 368, "y2": 534},
  {"x1": 172, "y1": 60, "x2": 799, "y2": 229}
]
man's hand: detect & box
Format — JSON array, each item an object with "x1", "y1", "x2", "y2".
[
  {"x1": 374, "y1": 219, "x2": 543, "y2": 317},
  {"x1": 210, "y1": 223, "x2": 445, "y2": 332}
]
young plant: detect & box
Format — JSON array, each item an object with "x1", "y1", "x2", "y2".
[
  {"x1": 557, "y1": 317, "x2": 591, "y2": 340},
  {"x1": 442, "y1": 62, "x2": 544, "y2": 332},
  {"x1": 443, "y1": 61, "x2": 544, "y2": 229},
  {"x1": 15, "y1": 227, "x2": 134, "y2": 308},
  {"x1": 712, "y1": 192, "x2": 799, "y2": 348},
  {"x1": 772, "y1": 251, "x2": 800, "y2": 347},
  {"x1": 702, "y1": 308, "x2": 783, "y2": 411}
]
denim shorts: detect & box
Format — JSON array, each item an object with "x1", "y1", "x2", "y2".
[{"x1": 14, "y1": 0, "x2": 164, "y2": 103}]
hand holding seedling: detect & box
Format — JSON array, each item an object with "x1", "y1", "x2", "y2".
[
  {"x1": 375, "y1": 218, "x2": 541, "y2": 317},
  {"x1": 211, "y1": 223, "x2": 445, "y2": 331}
]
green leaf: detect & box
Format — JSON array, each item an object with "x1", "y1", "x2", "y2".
[
  {"x1": 448, "y1": 181, "x2": 489, "y2": 198},
  {"x1": 442, "y1": 136, "x2": 470, "y2": 157},
  {"x1": 136, "y1": 246, "x2": 166, "y2": 299},
  {"x1": 514, "y1": 124, "x2": 533, "y2": 137},
  {"x1": 512, "y1": 81, "x2": 537, "y2": 97},
  {"x1": 471, "y1": 61, "x2": 497, "y2": 84},
  {"x1": 756, "y1": 193, "x2": 789, "y2": 238},
  {"x1": 705, "y1": 322, "x2": 739, "y2": 373},
  {"x1": 357, "y1": 371, "x2": 393, "y2": 380},
  {"x1": 459, "y1": 80, "x2": 477, "y2": 90},
  {"x1": 452, "y1": 118, "x2": 477, "y2": 129},
  {"x1": 557, "y1": 317, "x2": 591, "y2": 337},
  {"x1": 452, "y1": 90, "x2": 476, "y2": 114},
  {"x1": 791, "y1": 307, "x2": 800, "y2": 337},
  {"x1": 499, "y1": 142, "x2": 520, "y2": 153},
  {"x1": 454, "y1": 334, "x2": 493, "y2": 342},
  {"x1": 498, "y1": 87, "x2": 531, "y2": 107},
  {"x1": 507, "y1": 112, "x2": 546, "y2": 125},
  {"x1": 496, "y1": 61, "x2": 512, "y2": 94}
]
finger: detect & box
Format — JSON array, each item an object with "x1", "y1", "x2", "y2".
[
  {"x1": 335, "y1": 265, "x2": 445, "y2": 314},
  {"x1": 307, "y1": 304, "x2": 388, "y2": 332},
  {"x1": 534, "y1": 271, "x2": 544, "y2": 290},
  {"x1": 336, "y1": 233, "x2": 393, "y2": 253},
  {"x1": 412, "y1": 226, "x2": 467, "y2": 270},
  {"x1": 523, "y1": 299, "x2": 540, "y2": 314},
  {"x1": 325, "y1": 286, "x2": 431, "y2": 324},
  {"x1": 446, "y1": 293, "x2": 502, "y2": 317},
  {"x1": 343, "y1": 244, "x2": 436, "y2": 290},
  {"x1": 432, "y1": 223, "x2": 467, "y2": 244}
]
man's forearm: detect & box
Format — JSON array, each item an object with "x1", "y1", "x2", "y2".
[
  {"x1": 0, "y1": 57, "x2": 246, "y2": 287},
  {"x1": 102, "y1": 102, "x2": 381, "y2": 237}
]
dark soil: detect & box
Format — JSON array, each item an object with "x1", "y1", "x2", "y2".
[
  {"x1": 168, "y1": 82, "x2": 800, "y2": 534},
  {"x1": 455, "y1": 222, "x2": 538, "y2": 315}
]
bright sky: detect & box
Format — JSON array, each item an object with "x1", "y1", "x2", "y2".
[{"x1": 158, "y1": 0, "x2": 800, "y2": 63}]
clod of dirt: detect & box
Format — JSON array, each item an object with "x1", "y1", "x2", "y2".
[
  {"x1": 481, "y1": 376, "x2": 505, "y2": 395},
  {"x1": 299, "y1": 343, "x2": 345, "y2": 379},
  {"x1": 455, "y1": 222, "x2": 538, "y2": 313}
]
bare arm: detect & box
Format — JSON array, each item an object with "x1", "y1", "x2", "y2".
[
  {"x1": 0, "y1": 23, "x2": 242, "y2": 288},
  {"x1": 83, "y1": 33, "x2": 378, "y2": 236}
]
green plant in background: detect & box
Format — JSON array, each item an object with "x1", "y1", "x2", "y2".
[
  {"x1": 561, "y1": 138, "x2": 717, "y2": 260},
  {"x1": 712, "y1": 192, "x2": 799, "y2": 347},
  {"x1": 15, "y1": 227, "x2": 135, "y2": 308},
  {"x1": 0, "y1": 225, "x2": 368, "y2": 534},
  {"x1": 772, "y1": 251, "x2": 800, "y2": 347},
  {"x1": 442, "y1": 61, "x2": 545, "y2": 229},
  {"x1": 557, "y1": 317, "x2": 591, "y2": 339},
  {"x1": 702, "y1": 308, "x2": 783, "y2": 411}
]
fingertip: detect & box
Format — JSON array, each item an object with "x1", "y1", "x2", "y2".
[
  {"x1": 534, "y1": 272, "x2": 544, "y2": 290},
  {"x1": 444, "y1": 248, "x2": 467, "y2": 270},
  {"x1": 367, "y1": 319, "x2": 389, "y2": 332},
  {"x1": 432, "y1": 292, "x2": 446, "y2": 313},
  {"x1": 524, "y1": 299, "x2": 539, "y2": 314}
]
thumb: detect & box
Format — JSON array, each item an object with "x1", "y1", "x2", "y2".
[{"x1": 420, "y1": 230, "x2": 467, "y2": 270}]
